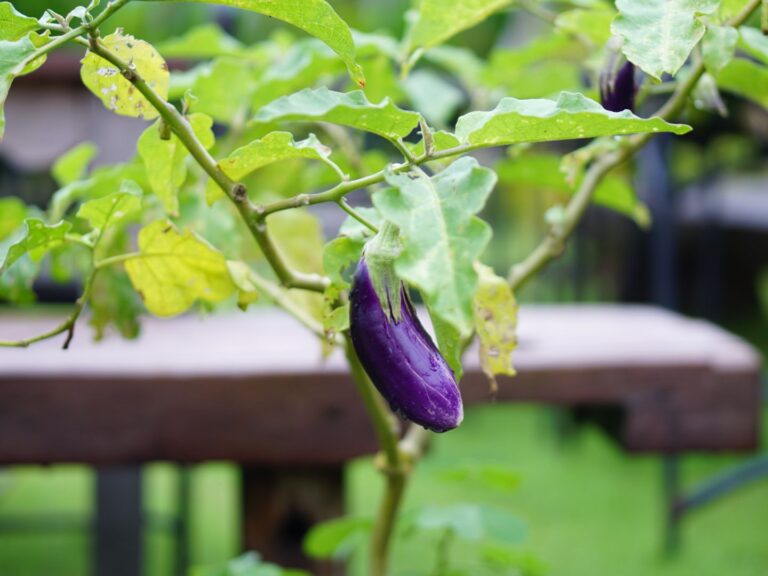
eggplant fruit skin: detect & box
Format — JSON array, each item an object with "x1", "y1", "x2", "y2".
[
  {"x1": 349, "y1": 259, "x2": 463, "y2": 433},
  {"x1": 600, "y1": 61, "x2": 636, "y2": 113}
]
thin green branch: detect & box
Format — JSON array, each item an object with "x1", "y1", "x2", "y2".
[
  {"x1": 337, "y1": 199, "x2": 379, "y2": 233},
  {"x1": 0, "y1": 269, "x2": 97, "y2": 349},
  {"x1": 84, "y1": 37, "x2": 328, "y2": 293}
]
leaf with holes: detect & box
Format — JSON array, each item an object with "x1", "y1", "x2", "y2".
[
  {"x1": 455, "y1": 92, "x2": 690, "y2": 147},
  {"x1": 81, "y1": 31, "x2": 169, "y2": 119},
  {"x1": 124, "y1": 221, "x2": 235, "y2": 317}
]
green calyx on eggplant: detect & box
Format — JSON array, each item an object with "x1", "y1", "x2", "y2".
[{"x1": 348, "y1": 223, "x2": 463, "y2": 433}]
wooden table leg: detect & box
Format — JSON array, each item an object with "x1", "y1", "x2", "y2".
[
  {"x1": 94, "y1": 467, "x2": 143, "y2": 576},
  {"x1": 241, "y1": 465, "x2": 344, "y2": 575}
]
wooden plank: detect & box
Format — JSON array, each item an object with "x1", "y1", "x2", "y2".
[{"x1": 0, "y1": 305, "x2": 760, "y2": 462}]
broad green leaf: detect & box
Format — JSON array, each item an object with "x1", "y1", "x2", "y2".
[
  {"x1": 473, "y1": 263, "x2": 517, "y2": 392},
  {"x1": 81, "y1": 31, "x2": 170, "y2": 119},
  {"x1": 138, "y1": 113, "x2": 214, "y2": 214},
  {"x1": 406, "y1": 0, "x2": 513, "y2": 54},
  {"x1": 206, "y1": 131, "x2": 331, "y2": 204},
  {"x1": 702, "y1": 25, "x2": 738, "y2": 75},
  {"x1": 437, "y1": 464, "x2": 521, "y2": 492},
  {"x1": 402, "y1": 69, "x2": 464, "y2": 127},
  {"x1": 148, "y1": 0, "x2": 364, "y2": 86},
  {"x1": 89, "y1": 267, "x2": 143, "y2": 341},
  {"x1": 252, "y1": 39, "x2": 344, "y2": 111},
  {"x1": 556, "y1": 7, "x2": 615, "y2": 46},
  {"x1": 49, "y1": 160, "x2": 147, "y2": 222},
  {"x1": 717, "y1": 58, "x2": 768, "y2": 108},
  {"x1": 373, "y1": 157, "x2": 495, "y2": 340},
  {"x1": 429, "y1": 313, "x2": 465, "y2": 381},
  {"x1": 323, "y1": 236, "x2": 365, "y2": 288},
  {"x1": 497, "y1": 153, "x2": 649, "y2": 226},
  {"x1": 77, "y1": 180, "x2": 142, "y2": 232},
  {"x1": 0, "y1": 218, "x2": 71, "y2": 273},
  {"x1": 191, "y1": 57, "x2": 258, "y2": 123},
  {"x1": 612, "y1": 0, "x2": 719, "y2": 80},
  {"x1": 455, "y1": 92, "x2": 691, "y2": 147},
  {"x1": 0, "y1": 197, "x2": 26, "y2": 241},
  {"x1": 739, "y1": 26, "x2": 768, "y2": 65},
  {"x1": 124, "y1": 220, "x2": 235, "y2": 317},
  {"x1": 0, "y1": 33, "x2": 48, "y2": 138},
  {"x1": 52, "y1": 141, "x2": 98, "y2": 187},
  {"x1": 156, "y1": 23, "x2": 244, "y2": 59},
  {"x1": 303, "y1": 516, "x2": 372, "y2": 560},
  {"x1": 413, "y1": 503, "x2": 526, "y2": 544},
  {"x1": 424, "y1": 45, "x2": 485, "y2": 90},
  {"x1": 0, "y1": 3, "x2": 39, "y2": 41},
  {"x1": 0, "y1": 251, "x2": 37, "y2": 304},
  {"x1": 253, "y1": 88, "x2": 421, "y2": 142}
]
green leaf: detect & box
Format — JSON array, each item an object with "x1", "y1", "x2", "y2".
[
  {"x1": 0, "y1": 251, "x2": 38, "y2": 304},
  {"x1": 124, "y1": 220, "x2": 235, "y2": 317},
  {"x1": 303, "y1": 516, "x2": 371, "y2": 560},
  {"x1": 702, "y1": 25, "x2": 738, "y2": 75},
  {"x1": 717, "y1": 58, "x2": 768, "y2": 108},
  {"x1": 0, "y1": 197, "x2": 26, "y2": 241},
  {"x1": 473, "y1": 263, "x2": 517, "y2": 392},
  {"x1": 556, "y1": 7, "x2": 615, "y2": 45},
  {"x1": 373, "y1": 158, "x2": 495, "y2": 341},
  {"x1": 89, "y1": 267, "x2": 143, "y2": 341},
  {"x1": 402, "y1": 69, "x2": 464, "y2": 127},
  {"x1": 406, "y1": 0, "x2": 513, "y2": 54},
  {"x1": 0, "y1": 3, "x2": 39, "y2": 41},
  {"x1": 151, "y1": 0, "x2": 364, "y2": 86},
  {"x1": 0, "y1": 33, "x2": 48, "y2": 138},
  {"x1": 612, "y1": 0, "x2": 719, "y2": 81},
  {"x1": 138, "y1": 113, "x2": 214, "y2": 214},
  {"x1": 81, "y1": 31, "x2": 170, "y2": 119},
  {"x1": 739, "y1": 26, "x2": 768, "y2": 65},
  {"x1": 253, "y1": 88, "x2": 421, "y2": 141},
  {"x1": 455, "y1": 92, "x2": 691, "y2": 147},
  {"x1": 437, "y1": 464, "x2": 521, "y2": 492},
  {"x1": 226, "y1": 260, "x2": 260, "y2": 310},
  {"x1": 413, "y1": 503, "x2": 526, "y2": 544},
  {"x1": 52, "y1": 141, "x2": 98, "y2": 187},
  {"x1": 156, "y1": 23, "x2": 244, "y2": 59},
  {"x1": 77, "y1": 180, "x2": 142, "y2": 232},
  {"x1": 206, "y1": 131, "x2": 332, "y2": 204},
  {"x1": 0, "y1": 218, "x2": 71, "y2": 274},
  {"x1": 191, "y1": 552, "x2": 310, "y2": 576},
  {"x1": 191, "y1": 57, "x2": 258, "y2": 123},
  {"x1": 323, "y1": 236, "x2": 364, "y2": 288}
]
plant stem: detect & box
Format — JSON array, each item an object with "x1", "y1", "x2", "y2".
[
  {"x1": 0, "y1": 269, "x2": 97, "y2": 348},
  {"x1": 338, "y1": 199, "x2": 379, "y2": 232},
  {"x1": 508, "y1": 0, "x2": 762, "y2": 291},
  {"x1": 84, "y1": 38, "x2": 328, "y2": 293}
]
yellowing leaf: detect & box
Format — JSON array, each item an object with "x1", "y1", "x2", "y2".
[
  {"x1": 124, "y1": 221, "x2": 235, "y2": 317},
  {"x1": 81, "y1": 31, "x2": 170, "y2": 119},
  {"x1": 473, "y1": 263, "x2": 517, "y2": 393},
  {"x1": 138, "y1": 113, "x2": 214, "y2": 214}
]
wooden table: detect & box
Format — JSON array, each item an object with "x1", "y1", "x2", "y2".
[{"x1": 0, "y1": 304, "x2": 761, "y2": 574}]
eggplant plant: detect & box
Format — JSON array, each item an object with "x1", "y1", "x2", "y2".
[{"x1": 0, "y1": 0, "x2": 766, "y2": 574}]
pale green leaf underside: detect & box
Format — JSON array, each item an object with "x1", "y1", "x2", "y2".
[
  {"x1": 612, "y1": 0, "x2": 719, "y2": 80},
  {"x1": 253, "y1": 88, "x2": 421, "y2": 141},
  {"x1": 455, "y1": 92, "x2": 690, "y2": 147},
  {"x1": 0, "y1": 219, "x2": 71, "y2": 273},
  {"x1": 148, "y1": 0, "x2": 363, "y2": 85},
  {"x1": 702, "y1": 25, "x2": 738, "y2": 75},
  {"x1": 0, "y1": 33, "x2": 48, "y2": 138},
  {"x1": 125, "y1": 220, "x2": 235, "y2": 317},
  {"x1": 81, "y1": 32, "x2": 169, "y2": 119},
  {"x1": 373, "y1": 157, "x2": 496, "y2": 339},
  {"x1": 408, "y1": 0, "x2": 514, "y2": 53}
]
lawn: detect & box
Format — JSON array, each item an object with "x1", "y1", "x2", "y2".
[{"x1": 0, "y1": 404, "x2": 765, "y2": 576}]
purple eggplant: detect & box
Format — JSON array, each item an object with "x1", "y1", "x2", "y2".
[
  {"x1": 349, "y1": 258, "x2": 463, "y2": 433},
  {"x1": 600, "y1": 61, "x2": 637, "y2": 113}
]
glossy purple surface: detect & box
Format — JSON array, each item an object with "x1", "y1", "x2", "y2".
[
  {"x1": 601, "y1": 61, "x2": 636, "y2": 113},
  {"x1": 349, "y1": 259, "x2": 463, "y2": 432}
]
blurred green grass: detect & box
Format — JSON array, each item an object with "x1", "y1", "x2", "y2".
[{"x1": 0, "y1": 404, "x2": 765, "y2": 576}]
